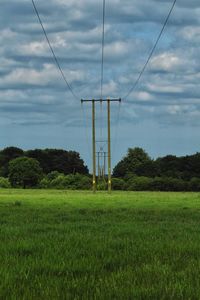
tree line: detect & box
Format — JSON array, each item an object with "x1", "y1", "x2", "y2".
[
  {"x1": 112, "y1": 147, "x2": 200, "y2": 191},
  {"x1": 113, "y1": 147, "x2": 200, "y2": 180},
  {"x1": 0, "y1": 147, "x2": 89, "y2": 189},
  {"x1": 0, "y1": 147, "x2": 88, "y2": 177},
  {"x1": 0, "y1": 146, "x2": 200, "y2": 191}
]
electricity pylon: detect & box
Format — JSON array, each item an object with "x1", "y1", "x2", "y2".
[{"x1": 81, "y1": 98, "x2": 121, "y2": 193}]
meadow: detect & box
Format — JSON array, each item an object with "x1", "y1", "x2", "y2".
[{"x1": 1, "y1": 189, "x2": 200, "y2": 299}]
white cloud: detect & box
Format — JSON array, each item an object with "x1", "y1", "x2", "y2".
[
  {"x1": 0, "y1": 64, "x2": 86, "y2": 87},
  {"x1": 150, "y1": 53, "x2": 182, "y2": 72},
  {"x1": 102, "y1": 80, "x2": 118, "y2": 96},
  {"x1": 19, "y1": 41, "x2": 49, "y2": 56},
  {"x1": 147, "y1": 83, "x2": 183, "y2": 94},
  {"x1": 180, "y1": 26, "x2": 200, "y2": 40}
]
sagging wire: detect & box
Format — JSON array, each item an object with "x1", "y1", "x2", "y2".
[{"x1": 123, "y1": 0, "x2": 177, "y2": 101}]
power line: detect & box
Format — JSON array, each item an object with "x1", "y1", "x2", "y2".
[
  {"x1": 123, "y1": 0, "x2": 177, "y2": 100},
  {"x1": 32, "y1": 0, "x2": 91, "y2": 172},
  {"x1": 81, "y1": 102, "x2": 92, "y2": 158},
  {"x1": 101, "y1": 0, "x2": 106, "y2": 99},
  {"x1": 31, "y1": 0, "x2": 79, "y2": 101},
  {"x1": 112, "y1": 101, "x2": 121, "y2": 161},
  {"x1": 100, "y1": 0, "x2": 106, "y2": 141}
]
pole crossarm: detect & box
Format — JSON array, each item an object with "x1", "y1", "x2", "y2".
[{"x1": 81, "y1": 98, "x2": 121, "y2": 103}]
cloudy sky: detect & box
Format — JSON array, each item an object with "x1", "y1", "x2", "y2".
[{"x1": 1, "y1": 0, "x2": 200, "y2": 169}]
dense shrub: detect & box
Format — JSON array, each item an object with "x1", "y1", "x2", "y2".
[
  {"x1": 50, "y1": 175, "x2": 68, "y2": 189},
  {"x1": 127, "y1": 176, "x2": 153, "y2": 191},
  {"x1": 0, "y1": 177, "x2": 11, "y2": 188},
  {"x1": 112, "y1": 178, "x2": 125, "y2": 190},
  {"x1": 39, "y1": 173, "x2": 92, "y2": 190},
  {"x1": 149, "y1": 177, "x2": 165, "y2": 191},
  {"x1": 73, "y1": 174, "x2": 91, "y2": 190},
  {"x1": 150, "y1": 177, "x2": 186, "y2": 192},
  {"x1": 47, "y1": 171, "x2": 63, "y2": 181},
  {"x1": 97, "y1": 181, "x2": 107, "y2": 191},
  {"x1": 39, "y1": 172, "x2": 65, "y2": 189},
  {"x1": 189, "y1": 177, "x2": 200, "y2": 191},
  {"x1": 39, "y1": 177, "x2": 50, "y2": 189},
  {"x1": 125, "y1": 176, "x2": 187, "y2": 191}
]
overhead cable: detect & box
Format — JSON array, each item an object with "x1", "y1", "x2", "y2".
[
  {"x1": 31, "y1": 0, "x2": 79, "y2": 101},
  {"x1": 99, "y1": 0, "x2": 106, "y2": 142},
  {"x1": 123, "y1": 0, "x2": 177, "y2": 100},
  {"x1": 101, "y1": 0, "x2": 106, "y2": 99}
]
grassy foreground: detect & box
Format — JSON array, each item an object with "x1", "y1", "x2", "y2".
[{"x1": 1, "y1": 190, "x2": 200, "y2": 299}]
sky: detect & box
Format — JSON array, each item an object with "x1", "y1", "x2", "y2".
[{"x1": 1, "y1": 0, "x2": 200, "y2": 170}]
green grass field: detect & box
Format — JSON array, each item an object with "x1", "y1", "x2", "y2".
[{"x1": 1, "y1": 190, "x2": 200, "y2": 299}]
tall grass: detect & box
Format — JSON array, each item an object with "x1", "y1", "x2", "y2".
[{"x1": 0, "y1": 190, "x2": 200, "y2": 299}]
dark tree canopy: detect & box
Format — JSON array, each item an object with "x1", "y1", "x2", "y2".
[
  {"x1": 0, "y1": 147, "x2": 24, "y2": 177},
  {"x1": 0, "y1": 147, "x2": 89, "y2": 177},
  {"x1": 113, "y1": 148, "x2": 200, "y2": 180},
  {"x1": 26, "y1": 149, "x2": 89, "y2": 175},
  {"x1": 113, "y1": 147, "x2": 152, "y2": 178},
  {"x1": 8, "y1": 157, "x2": 42, "y2": 188},
  {"x1": 154, "y1": 153, "x2": 200, "y2": 180},
  {"x1": 155, "y1": 155, "x2": 181, "y2": 178}
]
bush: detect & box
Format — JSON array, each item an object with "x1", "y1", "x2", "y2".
[
  {"x1": 127, "y1": 176, "x2": 153, "y2": 191},
  {"x1": 0, "y1": 177, "x2": 11, "y2": 188},
  {"x1": 73, "y1": 174, "x2": 91, "y2": 190},
  {"x1": 39, "y1": 172, "x2": 65, "y2": 189},
  {"x1": 125, "y1": 176, "x2": 187, "y2": 191},
  {"x1": 42, "y1": 173, "x2": 92, "y2": 190},
  {"x1": 189, "y1": 177, "x2": 200, "y2": 191},
  {"x1": 46, "y1": 171, "x2": 63, "y2": 181},
  {"x1": 39, "y1": 177, "x2": 50, "y2": 189},
  {"x1": 150, "y1": 177, "x2": 186, "y2": 191},
  {"x1": 150, "y1": 177, "x2": 165, "y2": 191},
  {"x1": 112, "y1": 178, "x2": 125, "y2": 190},
  {"x1": 97, "y1": 181, "x2": 107, "y2": 191},
  {"x1": 50, "y1": 175, "x2": 68, "y2": 189}
]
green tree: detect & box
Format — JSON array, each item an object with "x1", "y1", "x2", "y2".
[
  {"x1": 155, "y1": 155, "x2": 181, "y2": 178},
  {"x1": 8, "y1": 157, "x2": 43, "y2": 188},
  {"x1": 26, "y1": 149, "x2": 89, "y2": 175},
  {"x1": 0, "y1": 177, "x2": 11, "y2": 188},
  {"x1": 113, "y1": 147, "x2": 152, "y2": 178},
  {"x1": 0, "y1": 147, "x2": 24, "y2": 177},
  {"x1": 180, "y1": 153, "x2": 200, "y2": 180}
]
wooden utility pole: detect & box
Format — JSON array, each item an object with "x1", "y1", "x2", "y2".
[
  {"x1": 103, "y1": 151, "x2": 107, "y2": 179},
  {"x1": 97, "y1": 151, "x2": 100, "y2": 179},
  {"x1": 92, "y1": 100, "x2": 96, "y2": 192},
  {"x1": 107, "y1": 99, "x2": 111, "y2": 193},
  {"x1": 81, "y1": 98, "x2": 121, "y2": 193}
]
